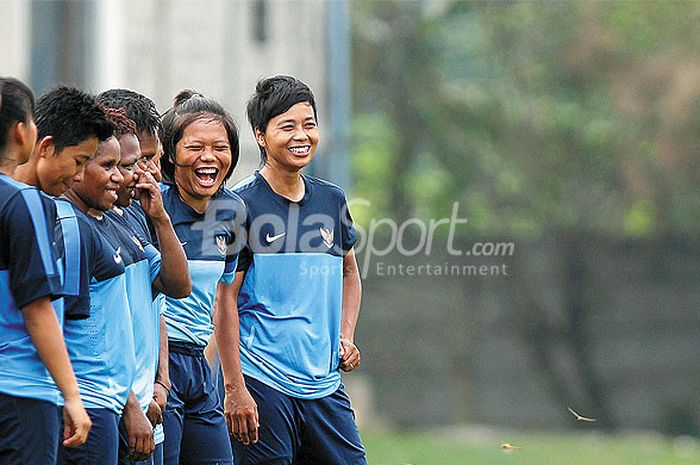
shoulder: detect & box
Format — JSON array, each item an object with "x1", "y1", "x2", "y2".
[
  {"x1": 0, "y1": 180, "x2": 56, "y2": 224},
  {"x1": 214, "y1": 186, "x2": 246, "y2": 210},
  {"x1": 232, "y1": 173, "x2": 263, "y2": 200},
  {"x1": 305, "y1": 175, "x2": 347, "y2": 201}
]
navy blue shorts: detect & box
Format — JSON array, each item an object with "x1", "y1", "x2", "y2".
[
  {"x1": 0, "y1": 393, "x2": 60, "y2": 465},
  {"x1": 231, "y1": 375, "x2": 367, "y2": 465},
  {"x1": 162, "y1": 341, "x2": 232, "y2": 465},
  {"x1": 59, "y1": 407, "x2": 119, "y2": 465}
]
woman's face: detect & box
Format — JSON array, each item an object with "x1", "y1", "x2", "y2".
[
  {"x1": 255, "y1": 102, "x2": 319, "y2": 172},
  {"x1": 174, "y1": 117, "x2": 232, "y2": 200},
  {"x1": 115, "y1": 133, "x2": 141, "y2": 207},
  {"x1": 71, "y1": 136, "x2": 124, "y2": 211}
]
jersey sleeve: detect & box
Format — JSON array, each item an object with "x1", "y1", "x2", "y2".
[
  {"x1": 59, "y1": 208, "x2": 92, "y2": 320},
  {"x1": 340, "y1": 194, "x2": 358, "y2": 253},
  {"x1": 4, "y1": 190, "x2": 62, "y2": 309},
  {"x1": 221, "y1": 198, "x2": 245, "y2": 285},
  {"x1": 144, "y1": 243, "x2": 162, "y2": 284}
]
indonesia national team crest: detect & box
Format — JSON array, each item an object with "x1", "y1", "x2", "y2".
[
  {"x1": 320, "y1": 227, "x2": 334, "y2": 249},
  {"x1": 216, "y1": 235, "x2": 227, "y2": 255}
]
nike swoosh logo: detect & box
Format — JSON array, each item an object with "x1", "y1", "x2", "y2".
[
  {"x1": 113, "y1": 247, "x2": 123, "y2": 264},
  {"x1": 180, "y1": 241, "x2": 188, "y2": 247},
  {"x1": 265, "y1": 232, "x2": 286, "y2": 243}
]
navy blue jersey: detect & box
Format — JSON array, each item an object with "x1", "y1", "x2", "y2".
[
  {"x1": 54, "y1": 199, "x2": 124, "y2": 321},
  {"x1": 0, "y1": 174, "x2": 63, "y2": 403},
  {"x1": 161, "y1": 184, "x2": 244, "y2": 347},
  {"x1": 122, "y1": 203, "x2": 151, "y2": 241},
  {"x1": 233, "y1": 172, "x2": 357, "y2": 399}
]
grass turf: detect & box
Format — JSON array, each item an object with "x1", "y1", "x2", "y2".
[{"x1": 362, "y1": 428, "x2": 700, "y2": 465}]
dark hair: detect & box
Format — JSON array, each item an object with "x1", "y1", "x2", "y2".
[
  {"x1": 35, "y1": 86, "x2": 113, "y2": 152},
  {"x1": 160, "y1": 89, "x2": 239, "y2": 187},
  {"x1": 0, "y1": 77, "x2": 35, "y2": 153},
  {"x1": 97, "y1": 89, "x2": 162, "y2": 138},
  {"x1": 102, "y1": 107, "x2": 137, "y2": 138},
  {"x1": 246, "y1": 75, "x2": 318, "y2": 163}
]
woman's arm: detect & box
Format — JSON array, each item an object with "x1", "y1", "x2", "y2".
[{"x1": 214, "y1": 271, "x2": 259, "y2": 445}]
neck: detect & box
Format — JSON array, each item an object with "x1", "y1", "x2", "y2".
[
  {"x1": 0, "y1": 162, "x2": 17, "y2": 177},
  {"x1": 176, "y1": 183, "x2": 210, "y2": 214},
  {"x1": 13, "y1": 157, "x2": 40, "y2": 188},
  {"x1": 62, "y1": 189, "x2": 91, "y2": 215},
  {"x1": 260, "y1": 164, "x2": 304, "y2": 202}
]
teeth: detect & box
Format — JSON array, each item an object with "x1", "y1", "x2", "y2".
[
  {"x1": 196, "y1": 168, "x2": 217, "y2": 174},
  {"x1": 289, "y1": 146, "x2": 310, "y2": 154}
]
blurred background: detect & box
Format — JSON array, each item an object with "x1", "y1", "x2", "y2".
[{"x1": 3, "y1": 1, "x2": 700, "y2": 463}]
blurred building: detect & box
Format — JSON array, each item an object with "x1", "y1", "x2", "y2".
[{"x1": 1, "y1": 0, "x2": 351, "y2": 186}]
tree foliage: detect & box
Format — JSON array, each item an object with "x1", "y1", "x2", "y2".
[{"x1": 352, "y1": 0, "x2": 700, "y2": 238}]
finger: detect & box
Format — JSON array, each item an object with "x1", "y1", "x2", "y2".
[
  {"x1": 226, "y1": 412, "x2": 234, "y2": 436},
  {"x1": 237, "y1": 415, "x2": 250, "y2": 445},
  {"x1": 346, "y1": 352, "x2": 361, "y2": 367},
  {"x1": 135, "y1": 182, "x2": 156, "y2": 192},
  {"x1": 147, "y1": 434, "x2": 155, "y2": 456},
  {"x1": 135, "y1": 434, "x2": 146, "y2": 457},
  {"x1": 248, "y1": 411, "x2": 259, "y2": 444},
  {"x1": 129, "y1": 431, "x2": 137, "y2": 449},
  {"x1": 63, "y1": 420, "x2": 89, "y2": 447},
  {"x1": 62, "y1": 430, "x2": 80, "y2": 448},
  {"x1": 231, "y1": 413, "x2": 240, "y2": 437}
]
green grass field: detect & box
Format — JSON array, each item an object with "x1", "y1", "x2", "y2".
[{"x1": 362, "y1": 428, "x2": 700, "y2": 465}]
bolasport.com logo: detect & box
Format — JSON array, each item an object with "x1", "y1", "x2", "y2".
[
  {"x1": 184, "y1": 198, "x2": 514, "y2": 280},
  {"x1": 349, "y1": 200, "x2": 514, "y2": 279}
]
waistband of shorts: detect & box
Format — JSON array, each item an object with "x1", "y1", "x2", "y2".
[{"x1": 168, "y1": 340, "x2": 206, "y2": 356}]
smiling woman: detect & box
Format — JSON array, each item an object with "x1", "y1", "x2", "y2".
[{"x1": 158, "y1": 90, "x2": 244, "y2": 465}]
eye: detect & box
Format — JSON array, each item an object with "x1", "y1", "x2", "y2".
[
  {"x1": 214, "y1": 145, "x2": 230, "y2": 152},
  {"x1": 281, "y1": 125, "x2": 294, "y2": 131},
  {"x1": 304, "y1": 122, "x2": 317, "y2": 129},
  {"x1": 185, "y1": 144, "x2": 203, "y2": 151}
]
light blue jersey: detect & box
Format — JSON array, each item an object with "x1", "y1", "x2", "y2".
[
  {"x1": 161, "y1": 184, "x2": 243, "y2": 347},
  {"x1": 106, "y1": 207, "x2": 162, "y2": 414},
  {"x1": 0, "y1": 175, "x2": 63, "y2": 403},
  {"x1": 61, "y1": 207, "x2": 135, "y2": 414},
  {"x1": 234, "y1": 173, "x2": 358, "y2": 399}
]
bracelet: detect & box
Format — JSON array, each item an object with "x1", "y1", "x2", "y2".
[{"x1": 154, "y1": 380, "x2": 171, "y2": 393}]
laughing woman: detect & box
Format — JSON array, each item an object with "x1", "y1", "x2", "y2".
[{"x1": 158, "y1": 90, "x2": 245, "y2": 465}]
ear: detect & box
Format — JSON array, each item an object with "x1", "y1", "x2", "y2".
[
  {"x1": 9, "y1": 121, "x2": 25, "y2": 146},
  {"x1": 254, "y1": 128, "x2": 266, "y2": 148},
  {"x1": 34, "y1": 135, "x2": 55, "y2": 159}
]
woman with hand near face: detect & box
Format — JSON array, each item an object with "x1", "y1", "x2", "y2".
[{"x1": 158, "y1": 90, "x2": 244, "y2": 465}]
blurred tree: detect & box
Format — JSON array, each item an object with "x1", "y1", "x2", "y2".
[
  {"x1": 351, "y1": 0, "x2": 700, "y2": 430},
  {"x1": 352, "y1": 0, "x2": 700, "y2": 238}
]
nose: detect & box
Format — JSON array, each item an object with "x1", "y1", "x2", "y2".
[
  {"x1": 292, "y1": 126, "x2": 309, "y2": 141},
  {"x1": 200, "y1": 147, "x2": 216, "y2": 161},
  {"x1": 111, "y1": 167, "x2": 124, "y2": 185},
  {"x1": 73, "y1": 165, "x2": 86, "y2": 183}
]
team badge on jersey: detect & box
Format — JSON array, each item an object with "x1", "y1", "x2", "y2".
[
  {"x1": 216, "y1": 235, "x2": 227, "y2": 255},
  {"x1": 320, "y1": 227, "x2": 334, "y2": 248}
]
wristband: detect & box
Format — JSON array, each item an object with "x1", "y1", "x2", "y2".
[{"x1": 155, "y1": 380, "x2": 171, "y2": 393}]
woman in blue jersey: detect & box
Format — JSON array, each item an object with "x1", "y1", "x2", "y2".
[
  {"x1": 60, "y1": 134, "x2": 135, "y2": 465},
  {"x1": 0, "y1": 77, "x2": 91, "y2": 465},
  {"x1": 159, "y1": 90, "x2": 244, "y2": 465},
  {"x1": 101, "y1": 107, "x2": 190, "y2": 465},
  {"x1": 224, "y1": 75, "x2": 366, "y2": 465}
]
